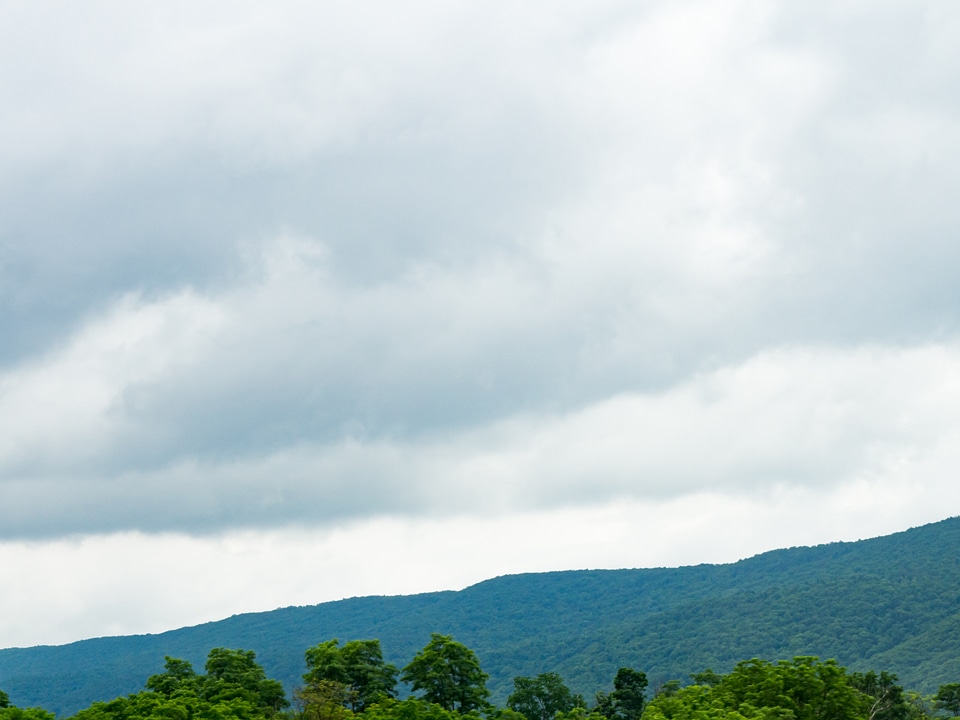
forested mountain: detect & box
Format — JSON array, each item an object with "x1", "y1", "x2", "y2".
[{"x1": 3, "y1": 517, "x2": 960, "y2": 718}]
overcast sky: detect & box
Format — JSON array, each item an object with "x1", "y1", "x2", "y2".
[{"x1": 2, "y1": 0, "x2": 960, "y2": 650}]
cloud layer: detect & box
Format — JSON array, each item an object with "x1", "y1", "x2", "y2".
[
  {"x1": 2, "y1": 0, "x2": 960, "y2": 637},
  {"x1": 4, "y1": 240, "x2": 960, "y2": 537}
]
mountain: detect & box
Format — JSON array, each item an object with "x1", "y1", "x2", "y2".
[{"x1": 3, "y1": 517, "x2": 960, "y2": 717}]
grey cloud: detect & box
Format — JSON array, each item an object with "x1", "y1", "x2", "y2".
[{"x1": 3, "y1": 0, "x2": 960, "y2": 538}]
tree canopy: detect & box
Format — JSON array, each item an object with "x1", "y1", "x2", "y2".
[
  {"x1": 401, "y1": 634, "x2": 490, "y2": 715},
  {"x1": 935, "y1": 684, "x2": 960, "y2": 716},
  {"x1": 7, "y1": 633, "x2": 960, "y2": 720},
  {"x1": 74, "y1": 648, "x2": 288, "y2": 720},
  {"x1": 595, "y1": 669, "x2": 647, "y2": 720},
  {"x1": 508, "y1": 673, "x2": 577, "y2": 720},
  {"x1": 302, "y1": 639, "x2": 398, "y2": 712}
]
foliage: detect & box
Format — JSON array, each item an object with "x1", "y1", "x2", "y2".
[
  {"x1": 555, "y1": 710, "x2": 606, "y2": 720},
  {"x1": 849, "y1": 670, "x2": 909, "y2": 720},
  {"x1": 711, "y1": 657, "x2": 865, "y2": 720},
  {"x1": 0, "y1": 709, "x2": 56, "y2": 720},
  {"x1": 202, "y1": 648, "x2": 288, "y2": 712},
  {"x1": 903, "y1": 691, "x2": 935, "y2": 720},
  {"x1": 934, "y1": 684, "x2": 960, "y2": 716},
  {"x1": 643, "y1": 658, "x2": 877, "y2": 720},
  {"x1": 294, "y1": 680, "x2": 356, "y2": 720},
  {"x1": 0, "y1": 690, "x2": 54, "y2": 720},
  {"x1": 401, "y1": 635, "x2": 490, "y2": 714},
  {"x1": 303, "y1": 640, "x2": 398, "y2": 712},
  {"x1": 6, "y1": 517, "x2": 960, "y2": 714},
  {"x1": 595, "y1": 669, "x2": 647, "y2": 720},
  {"x1": 688, "y1": 672, "x2": 722, "y2": 689},
  {"x1": 642, "y1": 684, "x2": 753, "y2": 720},
  {"x1": 67, "y1": 648, "x2": 288, "y2": 720},
  {"x1": 362, "y1": 698, "x2": 464, "y2": 720},
  {"x1": 12, "y1": 636, "x2": 954, "y2": 720},
  {"x1": 70, "y1": 690, "x2": 266, "y2": 720},
  {"x1": 146, "y1": 658, "x2": 199, "y2": 697},
  {"x1": 508, "y1": 673, "x2": 577, "y2": 720}
]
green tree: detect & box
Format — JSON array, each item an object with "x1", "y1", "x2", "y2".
[
  {"x1": 0, "y1": 690, "x2": 55, "y2": 720},
  {"x1": 202, "y1": 648, "x2": 289, "y2": 713},
  {"x1": 0, "y1": 709, "x2": 56, "y2": 720},
  {"x1": 934, "y1": 684, "x2": 960, "y2": 716},
  {"x1": 849, "y1": 671, "x2": 908, "y2": 720},
  {"x1": 294, "y1": 680, "x2": 356, "y2": 720},
  {"x1": 401, "y1": 634, "x2": 490, "y2": 714},
  {"x1": 903, "y1": 691, "x2": 935, "y2": 720},
  {"x1": 363, "y1": 698, "x2": 463, "y2": 720},
  {"x1": 651, "y1": 682, "x2": 679, "y2": 700},
  {"x1": 146, "y1": 657, "x2": 199, "y2": 696},
  {"x1": 71, "y1": 691, "x2": 263, "y2": 720},
  {"x1": 508, "y1": 673, "x2": 576, "y2": 720},
  {"x1": 608, "y1": 668, "x2": 647, "y2": 720},
  {"x1": 490, "y1": 710, "x2": 530, "y2": 720},
  {"x1": 689, "y1": 670, "x2": 722, "y2": 688},
  {"x1": 643, "y1": 684, "x2": 751, "y2": 720},
  {"x1": 68, "y1": 650, "x2": 291, "y2": 720},
  {"x1": 303, "y1": 639, "x2": 398, "y2": 712},
  {"x1": 713, "y1": 657, "x2": 865, "y2": 720},
  {"x1": 554, "y1": 710, "x2": 606, "y2": 720}
]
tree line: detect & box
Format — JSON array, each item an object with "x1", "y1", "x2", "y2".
[{"x1": 4, "y1": 633, "x2": 960, "y2": 720}]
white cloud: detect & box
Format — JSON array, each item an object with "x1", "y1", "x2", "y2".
[
  {"x1": 3, "y1": 252, "x2": 960, "y2": 537},
  {"x1": 2, "y1": 0, "x2": 960, "y2": 647}
]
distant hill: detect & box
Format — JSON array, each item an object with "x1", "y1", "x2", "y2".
[{"x1": 3, "y1": 517, "x2": 960, "y2": 717}]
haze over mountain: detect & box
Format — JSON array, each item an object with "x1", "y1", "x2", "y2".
[{"x1": 3, "y1": 517, "x2": 958, "y2": 718}]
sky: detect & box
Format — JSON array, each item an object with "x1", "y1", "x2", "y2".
[{"x1": 2, "y1": 0, "x2": 960, "y2": 650}]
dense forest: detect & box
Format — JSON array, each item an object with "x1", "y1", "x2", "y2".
[
  {"x1": 4, "y1": 518, "x2": 960, "y2": 717},
  {"x1": 4, "y1": 634, "x2": 960, "y2": 720}
]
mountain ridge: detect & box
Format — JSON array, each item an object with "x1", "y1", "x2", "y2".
[{"x1": 3, "y1": 517, "x2": 959, "y2": 717}]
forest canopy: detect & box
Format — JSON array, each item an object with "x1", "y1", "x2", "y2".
[{"x1": 3, "y1": 637, "x2": 959, "y2": 720}]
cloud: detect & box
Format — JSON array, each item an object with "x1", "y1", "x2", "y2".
[
  {"x1": 3, "y1": 239, "x2": 960, "y2": 538},
  {"x1": 1, "y1": 0, "x2": 960, "y2": 551},
  {"x1": 3, "y1": 0, "x2": 959, "y2": 357}
]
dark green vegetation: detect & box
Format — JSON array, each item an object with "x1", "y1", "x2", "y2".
[
  {"x1": 3, "y1": 638, "x2": 959, "y2": 720},
  {"x1": 4, "y1": 517, "x2": 960, "y2": 718}
]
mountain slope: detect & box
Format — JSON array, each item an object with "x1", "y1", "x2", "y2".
[{"x1": 3, "y1": 517, "x2": 959, "y2": 717}]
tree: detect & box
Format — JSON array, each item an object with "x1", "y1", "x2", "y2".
[
  {"x1": 643, "y1": 659, "x2": 869, "y2": 720},
  {"x1": 363, "y1": 697, "x2": 463, "y2": 720},
  {"x1": 202, "y1": 648, "x2": 289, "y2": 713},
  {"x1": 401, "y1": 634, "x2": 490, "y2": 714},
  {"x1": 508, "y1": 673, "x2": 576, "y2": 720},
  {"x1": 689, "y1": 670, "x2": 722, "y2": 688},
  {"x1": 611, "y1": 668, "x2": 647, "y2": 720},
  {"x1": 303, "y1": 639, "x2": 398, "y2": 712},
  {"x1": 903, "y1": 691, "x2": 935, "y2": 720},
  {"x1": 146, "y1": 657, "x2": 198, "y2": 696},
  {"x1": 643, "y1": 684, "x2": 754, "y2": 720},
  {"x1": 0, "y1": 690, "x2": 55, "y2": 720},
  {"x1": 0, "y1": 708, "x2": 56, "y2": 720},
  {"x1": 71, "y1": 649, "x2": 291, "y2": 720},
  {"x1": 935, "y1": 684, "x2": 960, "y2": 716},
  {"x1": 714, "y1": 657, "x2": 864, "y2": 720},
  {"x1": 849, "y1": 671, "x2": 908, "y2": 720},
  {"x1": 554, "y1": 710, "x2": 606, "y2": 720},
  {"x1": 294, "y1": 680, "x2": 356, "y2": 720}
]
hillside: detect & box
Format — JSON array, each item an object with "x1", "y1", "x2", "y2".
[{"x1": 3, "y1": 517, "x2": 960, "y2": 717}]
